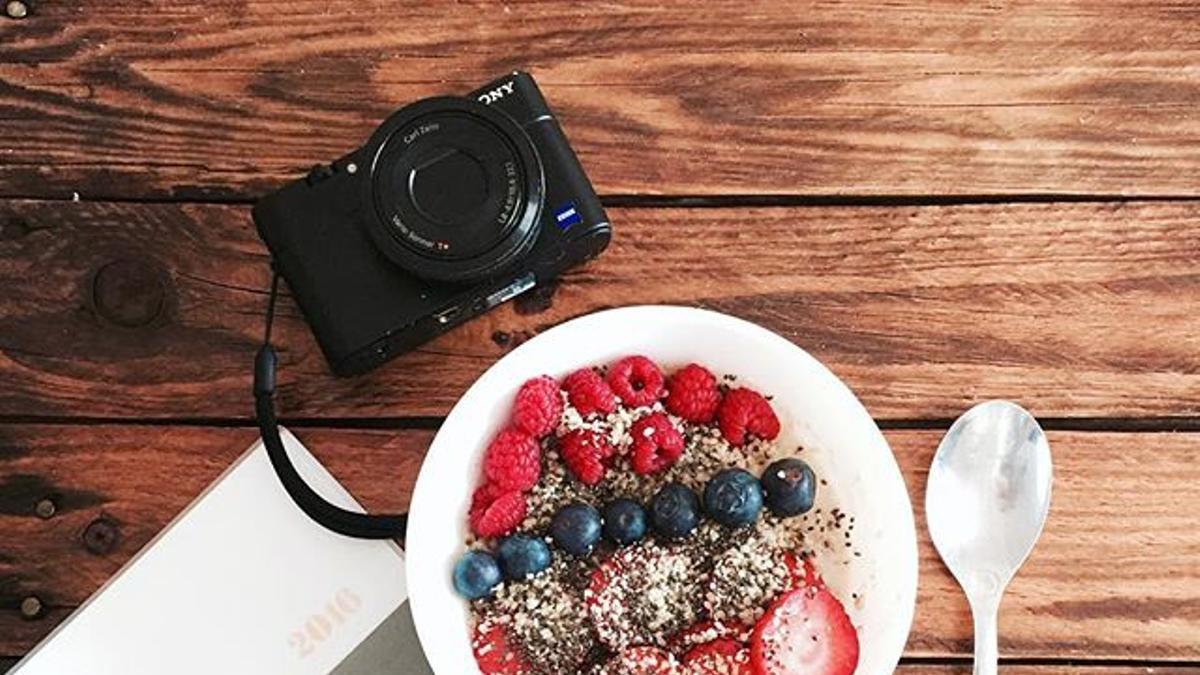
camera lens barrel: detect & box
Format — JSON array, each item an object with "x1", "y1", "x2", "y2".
[{"x1": 362, "y1": 97, "x2": 545, "y2": 283}]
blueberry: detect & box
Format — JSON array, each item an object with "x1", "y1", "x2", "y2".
[
  {"x1": 703, "y1": 468, "x2": 764, "y2": 528},
  {"x1": 761, "y1": 458, "x2": 816, "y2": 517},
  {"x1": 602, "y1": 498, "x2": 648, "y2": 546},
  {"x1": 496, "y1": 534, "x2": 552, "y2": 580},
  {"x1": 649, "y1": 482, "x2": 701, "y2": 540},
  {"x1": 452, "y1": 550, "x2": 502, "y2": 600},
  {"x1": 550, "y1": 502, "x2": 602, "y2": 557}
]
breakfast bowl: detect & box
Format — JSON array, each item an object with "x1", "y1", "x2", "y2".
[{"x1": 406, "y1": 306, "x2": 917, "y2": 674}]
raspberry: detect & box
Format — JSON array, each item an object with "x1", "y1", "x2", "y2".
[
  {"x1": 470, "y1": 489, "x2": 528, "y2": 539},
  {"x1": 559, "y1": 429, "x2": 615, "y2": 485},
  {"x1": 469, "y1": 482, "x2": 505, "y2": 525},
  {"x1": 665, "y1": 363, "x2": 722, "y2": 423},
  {"x1": 511, "y1": 375, "x2": 563, "y2": 438},
  {"x1": 484, "y1": 428, "x2": 541, "y2": 492},
  {"x1": 563, "y1": 368, "x2": 618, "y2": 417},
  {"x1": 630, "y1": 413, "x2": 685, "y2": 474},
  {"x1": 606, "y1": 355, "x2": 665, "y2": 407},
  {"x1": 717, "y1": 388, "x2": 780, "y2": 446}
]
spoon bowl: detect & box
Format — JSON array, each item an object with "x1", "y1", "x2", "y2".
[{"x1": 926, "y1": 400, "x2": 1053, "y2": 675}]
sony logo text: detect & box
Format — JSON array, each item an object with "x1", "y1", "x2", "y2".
[{"x1": 477, "y1": 81, "x2": 515, "y2": 105}]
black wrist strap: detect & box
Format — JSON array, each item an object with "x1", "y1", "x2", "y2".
[{"x1": 253, "y1": 272, "x2": 408, "y2": 541}]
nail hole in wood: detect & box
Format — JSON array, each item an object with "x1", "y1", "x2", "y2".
[
  {"x1": 35, "y1": 498, "x2": 56, "y2": 519},
  {"x1": 5, "y1": 1, "x2": 28, "y2": 19},
  {"x1": 82, "y1": 516, "x2": 120, "y2": 555},
  {"x1": 20, "y1": 596, "x2": 42, "y2": 620}
]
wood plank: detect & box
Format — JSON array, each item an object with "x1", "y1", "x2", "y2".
[
  {"x1": 2, "y1": 0, "x2": 1199, "y2": 200},
  {"x1": 0, "y1": 425, "x2": 1196, "y2": 659},
  {"x1": 0, "y1": 608, "x2": 72, "y2": 666},
  {"x1": 1, "y1": 199, "x2": 1199, "y2": 420}
]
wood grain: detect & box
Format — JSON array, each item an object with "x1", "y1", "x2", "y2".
[
  {"x1": 1, "y1": 198, "x2": 1198, "y2": 421},
  {"x1": 2, "y1": 1, "x2": 1199, "y2": 200},
  {"x1": 1, "y1": 425, "x2": 1196, "y2": 659},
  {"x1": 2, "y1": 1, "x2": 1198, "y2": 671}
]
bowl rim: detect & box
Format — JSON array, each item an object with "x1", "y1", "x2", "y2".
[{"x1": 406, "y1": 305, "x2": 918, "y2": 674}]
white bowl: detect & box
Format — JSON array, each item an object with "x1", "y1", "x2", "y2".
[{"x1": 407, "y1": 306, "x2": 918, "y2": 674}]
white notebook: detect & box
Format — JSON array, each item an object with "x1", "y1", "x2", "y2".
[{"x1": 11, "y1": 428, "x2": 432, "y2": 675}]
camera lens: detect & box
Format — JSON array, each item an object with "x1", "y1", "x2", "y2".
[
  {"x1": 408, "y1": 148, "x2": 489, "y2": 225},
  {"x1": 363, "y1": 98, "x2": 544, "y2": 282}
]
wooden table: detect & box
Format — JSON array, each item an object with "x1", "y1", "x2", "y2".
[{"x1": 1, "y1": 1, "x2": 1198, "y2": 672}]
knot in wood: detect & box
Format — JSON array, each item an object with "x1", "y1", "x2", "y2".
[{"x1": 90, "y1": 258, "x2": 169, "y2": 328}]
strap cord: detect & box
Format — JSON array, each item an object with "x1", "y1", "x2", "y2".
[{"x1": 254, "y1": 271, "x2": 407, "y2": 541}]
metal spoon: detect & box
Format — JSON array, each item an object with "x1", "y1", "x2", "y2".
[{"x1": 925, "y1": 401, "x2": 1053, "y2": 675}]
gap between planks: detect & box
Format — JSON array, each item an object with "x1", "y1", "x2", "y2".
[
  {"x1": 2, "y1": 193, "x2": 1200, "y2": 209},
  {"x1": 3, "y1": 416, "x2": 1200, "y2": 433}
]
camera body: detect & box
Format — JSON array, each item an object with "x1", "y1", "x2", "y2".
[{"x1": 254, "y1": 72, "x2": 611, "y2": 376}]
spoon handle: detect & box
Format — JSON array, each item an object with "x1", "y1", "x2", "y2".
[{"x1": 971, "y1": 599, "x2": 999, "y2": 675}]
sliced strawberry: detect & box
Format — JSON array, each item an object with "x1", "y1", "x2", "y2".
[
  {"x1": 599, "y1": 646, "x2": 679, "y2": 674},
  {"x1": 682, "y1": 637, "x2": 741, "y2": 661},
  {"x1": 680, "y1": 638, "x2": 753, "y2": 675},
  {"x1": 783, "y1": 551, "x2": 823, "y2": 590},
  {"x1": 472, "y1": 621, "x2": 532, "y2": 675},
  {"x1": 750, "y1": 587, "x2": 859, "y2": 675},
  {"x1": 667, "y1": 619, "x2": 750, "y2": 654},
  {"x1": 585, "y1": 554, "x2": 634, "y2": 651},
  {"x1": 705, "y1": 541, "x2": 811, "y2": 626},
  {"x1": 586, "y1": 546, "x2": 703, "y2": 651}
]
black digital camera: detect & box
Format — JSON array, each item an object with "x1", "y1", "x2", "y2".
[{"x1": 253, "y1": 72, "x2": 611, "y2": 376}]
